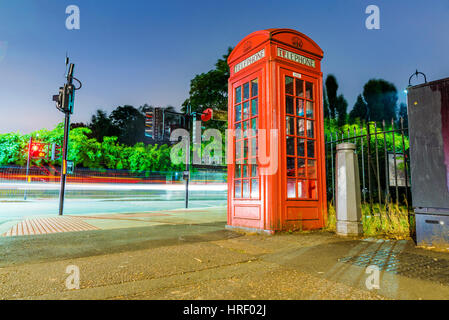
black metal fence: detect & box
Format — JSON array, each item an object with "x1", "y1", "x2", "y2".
[{"x1": 325, "y1": 118, "x2": 411, "y2": 211}]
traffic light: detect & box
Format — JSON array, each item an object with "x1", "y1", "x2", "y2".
[
  {"x1": 53, "y1": 87, "x2": 64, "y2": 112},
  {"x1": 53, "y1": 83, "x2": 75, "y2": 114},
  {"x1": 67, "y1": 84, "x2": 75, "y2": 113},
  {"x1": 49, "y1": 143, "x2": 62, "y2": 161},
  {"x1": 201, "y1": 108, "x2": 213, "y2": 122},
  {"x1": 30, "y1": 142, "x2": 46, "y2": 159}
]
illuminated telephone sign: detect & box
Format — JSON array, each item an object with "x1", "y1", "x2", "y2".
[{"x1": 226, "y1": 29, "x2": 327, "y2": 233}]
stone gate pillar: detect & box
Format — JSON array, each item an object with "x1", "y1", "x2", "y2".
[{"x1": 336, "y1": 143, "x2": 363, "y2": 236}]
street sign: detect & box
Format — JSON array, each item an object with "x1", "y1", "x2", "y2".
[
  {"x1": 199, "y1": 109, "x2": 227, "y2": 122},
  {"x1": 388, "y1": 153, "x2": 407, "y2": 187},
  {"x1": 66, "y1": 160, "x2": 75, "y2": 175},
  {"x1": 213, "y1": 110, "x2": 228, "y2": 121}
]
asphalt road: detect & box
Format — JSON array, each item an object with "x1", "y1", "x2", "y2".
[
  {"x1": 0, "y1": 198, "x2": 226, "y2": 218},
  {"x1": 0, "y1": 198, "x2": 227, "y2": 235}
]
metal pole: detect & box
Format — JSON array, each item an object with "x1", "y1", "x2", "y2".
[
  {"x1": 391, "y1": 119, "x2": 399, "y2": 205},
  {"x1": 58, "y1": 111, "x2": 70, "y2": 215},
  {"x1": 162, "y1": 109, "x2": 165, "y2": 141},
  {"x1": 400, "y1": 117, "x2": 411, "y2": 221},
  {"x1": 382, "y1": 120, "x2": 390, "y2": 210},
  {"x1": 24, "y1": 136, "x2": 32, "y2": 200},
  {"x1": 330, "y1": 131, "x2": 335, "y2": 206},
  {"x1": 360, "y1": 123, "x2": 366, "y2": 203},
  {"x1": 58, "y1": 63, "x2": 74, "y2": 216},
  {"x1": 366, "y1": 122, "x2": 373, "y2": 212},
  {"x1": 185, "y1": 107, "x2": 191, "y2": 209},
  {"x1": 374, "y1": 122, "x2": 382, "y2": 204},
  {"x1": 325, "y1": 134, "x2": 328, "y2": 200},
  {"x1": 185, "y1": 160, "x2": 190, "y2": 209}
]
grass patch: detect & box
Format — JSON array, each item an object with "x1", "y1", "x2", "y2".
[
  {"x1": 326, "y1": 201, "x2": 414, "y2": 240},
  {"x1": 325, "y1": 201, "x2": 336, "y2": 233}
]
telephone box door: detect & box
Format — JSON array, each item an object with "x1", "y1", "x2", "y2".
[
  {"x1": 281, "y1": 68, "x2": 324, "y2": 224},
  {"x1": 229, "y1": 71, "x2": 264, "y2": 230}
]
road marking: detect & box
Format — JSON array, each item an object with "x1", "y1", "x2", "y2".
[{"x1": 2, "y1": 217, "x2": 99, "y2": 237}]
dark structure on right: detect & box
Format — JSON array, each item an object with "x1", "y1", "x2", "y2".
[{"x1": 408, "y1": 77, "x2": 449, "y2": 247}]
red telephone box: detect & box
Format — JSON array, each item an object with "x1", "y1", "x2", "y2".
[{"x1": 226, "y1": 28, "x2": 327, "y2": 234}]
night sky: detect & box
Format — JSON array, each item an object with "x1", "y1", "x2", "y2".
[{"x1": 0, "y1": 0, "x2": 448, "y2": 133}]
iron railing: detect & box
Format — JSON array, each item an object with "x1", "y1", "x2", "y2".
[{"x1": 325, "y1": 118, "x2": 410, "y2": 211}]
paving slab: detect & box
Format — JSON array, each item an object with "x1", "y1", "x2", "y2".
[
  {"x1": 0, "y1": 207, "x2": 448, "y2": 300},
  {"x1": 1, "y1": 206, "x2": 227, "y2": 237}
]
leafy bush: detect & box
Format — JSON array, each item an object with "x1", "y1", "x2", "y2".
[{"x1": 0, "y1": 123, "x2": 184, "y2": 172}]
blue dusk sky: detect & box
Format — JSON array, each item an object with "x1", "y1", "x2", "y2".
[{"x1": 0, "y1": 0, "x2": 448, "y2": 133}]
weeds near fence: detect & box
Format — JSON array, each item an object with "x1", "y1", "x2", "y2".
[
  {"x1": 325, "y1": 201, "x2": 337, "y2": 233},
  {"x1": 326, "y1": 201, "x2": 414, "y2": 239},
  {"x1": 363, "y1": 202, "x2": 414, "y2": 239}
]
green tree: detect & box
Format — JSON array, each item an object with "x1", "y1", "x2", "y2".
[
  {"x1": 110, "y1": 105, "x2": 146, "y2": 146},
  {"x1": 397, "y1": 103, "x2": 408, "y2": 129},
  {"x1": 70, "y1": 122, "x2": 87, "y2": 129},
  {"x1": 88, "y1": 109, "x2": 119, "y2": 142},
  {"x1": 349, "y1": 94, "x2": 368, "y2": 123},
  {"x1": 325, "y1": 75, "x2": 338, "y2": 119},
  {"x1": 336, "y1": 94, "x2": 348, "y2": 127},
  {"x1": 323, "y1": 87, "x2": 330, "y2": 119},
  {"x1": 68, "y1": 127, "x2": 102, "y2": 168},
  {"x1": 325, "y1": 74, "x2": 348, "y2": 127},
  {"x1": 0, "y1": 132, "x2": 27, "y2": 166},
  {"x1": 363, "y1": 79, "x2": 398, "y2": 122},
  {"x1": 182, "y1": 47, "x2": 232, "y2": 114},
  {"x1": 0, "y1": 123, "x2": 184, "y2": 172}
]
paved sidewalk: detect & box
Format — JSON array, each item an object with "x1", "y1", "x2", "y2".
[
  {"x1": 0, "y1": 207, "x2": 448, "y2": 300},
  {"x1": 0, "y1": 198, "x2": 226, "y2": 236},
  {"x1": 1, "y1": 205, "x2": 226, "y2": 236},
  {"x1": 3, "y1": 217, "x2": 99, "y2": 236}
]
